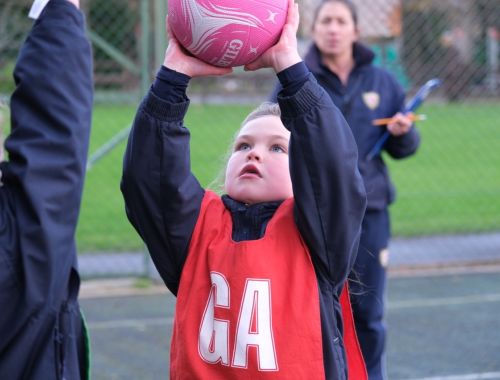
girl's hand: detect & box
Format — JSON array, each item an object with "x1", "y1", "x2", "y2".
[
  {"x1": 243, "y1": 0, "x2": 301, "y2": 73},
  {"x1": 387, "y1": 112, "x2": 414, "y2": 136},
  {"x1": 163, "y1": 20, "x2": 233, "y2": 77}
]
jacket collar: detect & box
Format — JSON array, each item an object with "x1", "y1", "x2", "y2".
[
  {"x1": 222, "y1": 195, "x2": 282, "y2": 215},
  {"x1": 304, "y1": 42, "x2": 375, "y2": 76},
  {"x1": 221, "y1": 195, "x2": 283, "y2": 241}
]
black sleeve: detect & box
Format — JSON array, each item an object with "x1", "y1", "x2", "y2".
[
  {"x1": 268, "y1": 62, "x2": 306, "y2": 103},
  {"x1": 384, "y1": 77, "x2": 421, "y2": 159},
  {"x1": 278, "y1": 75, "x2": 367, "y2": 294},
  {"x1": 269, "y1": 82, "x2": 281, "y2": 103},
  {"x1": 0, "y1": 0, "x2": 92, "y2": 312},
  {"x1": 121, "y1": 69, "x2": 204, "y2": 295}
]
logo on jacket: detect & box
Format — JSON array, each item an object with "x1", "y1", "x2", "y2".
[
  {"x1": 362, "y1": 91, "x2": 380, "y2": 110},
  {"x1": 379, "y1": 248, "x2": 389, "y2": 268}
]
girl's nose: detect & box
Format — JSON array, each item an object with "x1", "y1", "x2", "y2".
[{"x1": 247, "y1": 148, "x2": 261, "y2": 161}]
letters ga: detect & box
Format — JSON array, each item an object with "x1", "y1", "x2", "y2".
[{"x1": 198, "y1": 272, "x2": 279, "y2": 371}]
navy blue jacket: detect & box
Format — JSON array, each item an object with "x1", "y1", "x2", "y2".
[
  {"x1": 272, "y1": 43, "x2": 420, "y2": 210},
  {"x1": 121, "y1": 63, "x2": 367, "y2": 379},
  {"x1": 0, "y1": 1, "x2": 93, "y2": 379}
]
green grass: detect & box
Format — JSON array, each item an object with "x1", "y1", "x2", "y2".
[
  {"x1": 4, "y1": 101, "x2": 499, "y2": 251},
  {"x1": 387, "y1": 102, "x2": 500, "y2": 236},
  {"x1": 77, "y1": 105, "x2": 138, "y2": 251}
]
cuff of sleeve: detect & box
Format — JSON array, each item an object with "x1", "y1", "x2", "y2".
[
  {"x1": 29, "y1": 0, "x2": 51, "y2": 19},
  {"x1": 38, "y1": 0, "x2": 83, "y2": 25},
  {"x1": 157, "y1": 66, "x2": 191, "y2": 87},
  {"x1": 152, "y1": 66, "x2": 191, "y2": 103},
  {"x1": 143, "y1": 88, "x2": 190, "y2": 122},
  {"x1": 278, "y1": 75, "x2": 325, "y2": 119},
  {"x1": 277, "y1": 62, "x2": 309, "y2": 97},
  {"x1": 277, "y1": 62, "x2": 309, "y2": 87}
]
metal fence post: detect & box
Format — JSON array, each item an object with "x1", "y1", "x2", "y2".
[
  {"x1": 140, "y1": 0, "x2": 152, "y2": 278},
  {"x1": 487, "y1": 27, "x2": 499, "y2": 95},
  {"x1": 155, "y1": 0, "x2": 168, "y2": 69},
  {"x1": 140, "y1": 0, "x2": 151, "y2": 97}
]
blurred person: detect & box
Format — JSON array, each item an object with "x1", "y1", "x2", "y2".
[
  {"x1": 0, "y1": 99, "x2": 6, "y2": 161},
  {"x1": 0, "y1": 0, "x2": 93, "y2": 378},
  {"x1": 271, "y1": 1, "x2": 420, "y2": 379},
  {"x1": 121, "y1": 0, "x2": 368, "y2": 378},
  {"x1": 0, "y1": 109, "x2": 4, "y2": 161},
  {"x1": 438, "y1": 28, "x2": 475, "y2": 102}
]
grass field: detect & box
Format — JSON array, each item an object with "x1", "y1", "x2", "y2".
[
  {"x1": 387, "y1": 102, "x2": 500, "y2": 236},
  {"x1": 10, "y1": 100, "x2": 495, "y2": 252}
]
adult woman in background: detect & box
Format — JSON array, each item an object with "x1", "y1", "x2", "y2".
[{"x1": 271, "y1": 1, "x2": 420, "y2": 378}]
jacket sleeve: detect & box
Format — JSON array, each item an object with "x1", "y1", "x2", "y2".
[
  {"x1": 121, "y1": 77, "x2": 204, "y2": 295},
  {"x1": 0, "y1": 0, "x2": 92, "y2": 312},
  {"x1": 384, "y1": 75, "x2": 421, "y2": 159},
  {"x1": 268, "y1": 81, "x2": 282, "y2": 102},
  {"x1": 278, "y1": 75, "x2": 367, "y2": 293}
]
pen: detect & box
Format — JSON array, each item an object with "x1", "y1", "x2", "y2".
[{"x1": 372, "y1": 114, "x2": 427, "y2": 126}]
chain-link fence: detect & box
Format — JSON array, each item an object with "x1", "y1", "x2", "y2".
[{"x1": 1, "y1": 0, "x2": 499, "y2": 279}]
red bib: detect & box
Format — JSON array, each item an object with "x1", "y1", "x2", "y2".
[{"x1": 170, "y1": 191, "x2": 366, "y2": 379}]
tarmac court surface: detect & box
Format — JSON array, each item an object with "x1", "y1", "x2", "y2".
[{"x1": 81, "y1": 268, "x2": 500, "y2": 380}]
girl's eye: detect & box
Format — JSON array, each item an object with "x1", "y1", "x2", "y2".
[
  {"x1": 271, "y1": 145, "x2": 285, "y2": 153},
  {"x1": 236, "y1": 142, "x2": 250, "y2": 151}
]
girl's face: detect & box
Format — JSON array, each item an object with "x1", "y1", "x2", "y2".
[
  {"x1": 312, "y1": 1, "x2": 358, "y2": 58},
  {"x1": 224, "y1": 115, "x2": 292, "y2": 205}
]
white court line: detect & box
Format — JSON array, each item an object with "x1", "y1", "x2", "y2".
[
  {"x1": 401, "y1": 371, "x2": 500, "y2": 380},
  {"x1": 388, "y1": 293, "x2": 500, "y2": 310},
  {"x1": 88, "y1": 293, "x2": 500, "y2": 328},
  {"x1": 88, "y1": 317, "x2": 174, "y2": 330}
]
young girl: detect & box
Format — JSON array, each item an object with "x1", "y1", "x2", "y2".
[{"x1": 121, "y1": 1, "x2": 367, "y2": 378}]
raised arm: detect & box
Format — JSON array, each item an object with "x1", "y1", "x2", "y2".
[
  {"x1": 121, "y1": 25, "x2": 231, "y2": 294},
  {"x1": 0, "y1": 0, "x2": 92, "y2": 299},
  {"x1": 283, "y1": 76, "x2": 366, "y2": 292},
  {"x1": 246, "y1": 0, "x2": 366, "y2": 292}
]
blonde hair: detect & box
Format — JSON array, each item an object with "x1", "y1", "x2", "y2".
[
  {"x1": 208, "y1": 102, "x2": 282, "y2": 193},
  {"x1": 241, "y1": 102, "x2": 281, "y2": 126}
]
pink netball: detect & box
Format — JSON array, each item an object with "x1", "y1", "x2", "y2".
[{"x1": 168, "y1": 0, "x2": 288, "y2": 67}]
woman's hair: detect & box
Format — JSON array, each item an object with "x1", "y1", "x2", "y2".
[
  {"x1": 312, "y1": 0, "x2": 358, "y2": 27},
  {"x1": 208, "y1": 102, "x2": 282, "y2": 193}
]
